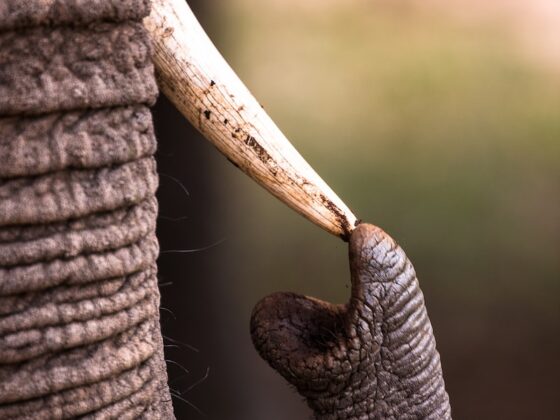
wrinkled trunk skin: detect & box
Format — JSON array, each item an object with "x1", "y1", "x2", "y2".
[
  {"x1": 0, "y1": 1, "x2": 173, "y2": 418},
  {"x1": 252, "y1": 224, "x2": 451, "y2": 419}
]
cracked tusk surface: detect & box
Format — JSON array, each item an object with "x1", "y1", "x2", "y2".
[{"x1": 144, "y1": 0, "x2": 359, "y2": 240}]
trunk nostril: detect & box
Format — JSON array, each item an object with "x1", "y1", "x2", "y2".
[{"x1": 250, "y1": 292, "x2": 350, "y2": 394}]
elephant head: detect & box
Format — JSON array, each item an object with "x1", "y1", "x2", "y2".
[{"x1": 0, "y1": 0, "x2": 451, "y2": 418}]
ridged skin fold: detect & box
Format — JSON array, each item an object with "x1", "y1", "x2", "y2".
[
  {"x1": 0, "y1": 1, "x2": 174, "y2": 418},
  {"x1": 251, "y1": 224, "x2": 452, "y2": 419}
]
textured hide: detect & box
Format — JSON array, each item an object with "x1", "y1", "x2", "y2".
[
  {"x1": 252, "y1": 224, "x2": 452, "y2": 419},
  {"x1": 0, "y1": 1, "x2": 173, "y2": 418},
  {"x1": 0, "y1": 1, "x2": 452, "y2": 419}
]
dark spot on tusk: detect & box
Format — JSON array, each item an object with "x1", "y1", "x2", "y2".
[
  {"x1": 210, "y1": 80, "x2": 216, "y2": 86},
  {"x1": 244, "y1": 135, "x2": 273, "y2": 165},
  {"x1": 319, "y1": 194, "x2": 353, "y2": 241},
  {"x1": 203, "y1": 110, "x2": 211, "y2": 119}
]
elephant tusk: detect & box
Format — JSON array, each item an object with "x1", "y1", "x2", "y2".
[{"x1": 144, "y1": 0, "x2": 359, "y2": 240}]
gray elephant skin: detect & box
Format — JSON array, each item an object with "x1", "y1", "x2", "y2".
[{"x1": 0, "y1": 0, "x2": 451, "y2": 418}]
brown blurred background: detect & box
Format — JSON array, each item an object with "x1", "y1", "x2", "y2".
[{"x1": 155, "y1": 1, "x2": 560, "y2": 418}]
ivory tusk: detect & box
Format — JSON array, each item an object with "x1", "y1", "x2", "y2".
[{"x1": 144, "y1": 0, "x2": 359, "y2": 240}]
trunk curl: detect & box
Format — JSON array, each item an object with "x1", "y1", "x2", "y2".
[
  {"x1": 0, "y1": 1, "x2": 173, "y2": 418},
  {"x1": 251, "y1": 224, "x2": 451, "y2": 419}
]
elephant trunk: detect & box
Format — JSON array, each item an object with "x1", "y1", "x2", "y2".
[
  {"x1": 251, "y1": 224, "x2": 451, "y2": 419},
  {"x1": 0, "y1": 1, "x2": 173, "y2": 418}
]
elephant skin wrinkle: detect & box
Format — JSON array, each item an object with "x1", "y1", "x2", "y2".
[
  {"x1": 0, "y1": 230, "x2": 158, "y2": 300},
  {"x1": 0, "y1": 354, "x2": 162, "y2": 419},
  {"x1": 0, "y1": 267, "x2": 156, "y2": 335},
  {"x1": 0, "y1": 0, "x2": 151, "y2": 31},
  {"x1": 0, "y1": 197, "x2": 157, "y2": 244},
  {"x1": 0, "y1": 198, "x2": 158, "y2": 266},
  {"x1": 0, "y1": 267, "x2": 154, "y2": 317},
  {"x1": 251, "y1": 224, "x2": 451, "y2": 419},
  {"x1": 0, "y1": 158, "x2": 159, "y2": 227},
  {"x1": 0, "y1": 21, "x2": 157, "y2": 116},
  {"x1": 0, "y1": 1, "x2": 173, "y2": 418},
  {"x1": 0, "y1": 319, "x2": 160, "y2": 402},
  {"x1": 0, "y1": 269, "x2": 159, "y2": 362},
  {"x1": 0, "y1": 106, "x2": 157, "y2": 179}
]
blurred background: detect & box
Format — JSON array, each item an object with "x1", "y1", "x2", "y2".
[{"x1": 155, "y1": 0, "x2": 560, "y2": 418}]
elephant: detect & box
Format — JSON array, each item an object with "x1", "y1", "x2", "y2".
[
  {"x1": 0, "y1": 0, "x2": 450, "y2": 418},
  {"x1": 0, "y1": 1, "x2": 172, "y2": 418},
  {"x1": 251, "y1": 224, "x2": 450, "y2": 419}
]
